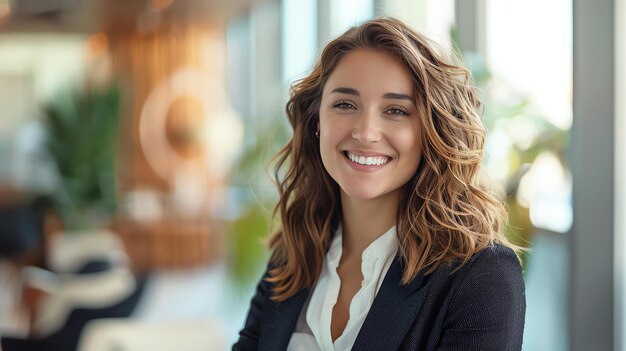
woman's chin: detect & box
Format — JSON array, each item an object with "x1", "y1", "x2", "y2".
[{"x1": 339, "y1": 187, "x2": 397, "y2": 203}]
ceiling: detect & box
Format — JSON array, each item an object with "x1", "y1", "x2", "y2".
[{"x1": 0, "y1": 0, "x2": 269, "y2": 33}]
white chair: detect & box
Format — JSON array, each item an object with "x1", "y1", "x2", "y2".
[
  {"x1": 21, "y1": 229, "x2": 136, "y2": 337},
  {"x1": 24, "y1": 266, "x2": 136, "y2": 337},
  {"x1": 47, "y1": 230, "x2": 128, "y2": 273}
]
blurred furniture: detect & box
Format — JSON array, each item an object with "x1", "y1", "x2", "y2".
[
  {"x1": 0, "y1": 201, "x2": 43, "y2": 262},
  {"x1": 30, "y1": 230, "x2": 134, "y2": 336},
  {"x1": 0, "y1": 196, "x2": 46, "y2": 338},
  {"x1": 78, "y1": 319, "x2": 226, "y2": 351},
  {"x1": 46, "y1": 230, "x2": 127, "y2": 274},
  {"x1": 25, "y1": 266, "x2": 135, "y2": 337},
  {"x1": 1, "y1": 230, "x2": 147, "y2": 351},
  {"x1": 111, "y1": 217, "x2": 223, "y2": 272},
  {"x1": 1, "y1": 277, "x2": 146, "y2": 351}
]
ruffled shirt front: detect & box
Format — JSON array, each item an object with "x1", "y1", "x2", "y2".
[{"x1": 286, "y1": 225, "x2": 399, "y2": 351}]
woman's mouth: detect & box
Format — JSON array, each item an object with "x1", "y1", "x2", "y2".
[{"x1": 343, "y1": 151, "x2": 391, "y2": 166}]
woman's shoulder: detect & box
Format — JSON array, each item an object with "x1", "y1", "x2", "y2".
[
  {"x1": 413, "y1": 246, "x2": 526, "y2": 350},
  {"x1": 426, "y1": 242, "x2": 525, "y2": 300},
  {"x1": 466, "y1": 242, "x2": 523, "y2": 273},
  {"x1": 443, "y1": 243, "x2": 525, "y2": 302}
]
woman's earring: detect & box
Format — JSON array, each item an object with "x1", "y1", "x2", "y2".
[{"x1": 315, "y1": 130, "x2": 320, "y2": 138}]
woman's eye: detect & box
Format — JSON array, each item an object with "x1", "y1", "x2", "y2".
[
  {"x1": 387, "y1": 106, "x2": 410, "y2": 116},
  {"x1": 332, "y1": 100, "x2": 356, "y2": 110}
]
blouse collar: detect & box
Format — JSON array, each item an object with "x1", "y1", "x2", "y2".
[{"x1": 327, "y1": 224, "x2": 398, "y2": 265}]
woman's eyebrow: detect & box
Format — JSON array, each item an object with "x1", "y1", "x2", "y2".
[
  {"x1": 383, "y1": 92, "x2": 412, "y2": 101},
  {"x1": 330, "y1": 87, "x2": 411, "y2": 101},
  {"x1": 331, "y1": 87, "x2": 359, "y2": 95}
]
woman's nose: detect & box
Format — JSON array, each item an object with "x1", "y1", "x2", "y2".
[{"x1": 351, "y1": 110, "x2": 382, "y2": 143}]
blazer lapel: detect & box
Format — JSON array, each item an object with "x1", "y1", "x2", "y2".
[
  {"x1": 259, "y1": 287, "x2": 309, "y2": 351},
  {"x1": 352, "y1": 255, "x2": 428, "y2": 350}
]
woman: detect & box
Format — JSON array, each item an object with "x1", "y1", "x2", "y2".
[{"x1": 233, "y1": 17, "x2": 525, "y2": 351}]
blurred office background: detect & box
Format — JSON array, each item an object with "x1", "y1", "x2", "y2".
[{"x1": 0, "y1": 0, "x2": 622, "y2": 350}]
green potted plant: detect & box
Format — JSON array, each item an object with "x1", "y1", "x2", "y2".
[{"x1": 42, "y1": 84, "x2": 121, "y2": 231}]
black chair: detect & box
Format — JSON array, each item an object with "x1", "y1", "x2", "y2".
[{"x1": 0, "y1": 205, "x2": 42, "y2": 258}]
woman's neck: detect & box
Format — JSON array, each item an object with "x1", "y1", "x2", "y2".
[{"x1": 339, "y1": 190, "x2": 399, "y2": 258}]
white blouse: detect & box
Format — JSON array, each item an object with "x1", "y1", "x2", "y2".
[{"x1": 286, "y1": 225, "x2": 399, "y2": 351}]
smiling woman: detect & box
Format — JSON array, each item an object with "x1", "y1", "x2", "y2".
[
  {"x1": 319, "y1": 49, "x2": 422, "y2": 205},
  {"x1": 233, "y1": 17, "x2": 526, "y2": 351}
]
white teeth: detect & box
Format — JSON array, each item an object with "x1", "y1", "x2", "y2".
[{"x1": 347, "y1": 152, "x2": 389, "y2": 166}]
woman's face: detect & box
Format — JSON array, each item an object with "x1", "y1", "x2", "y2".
[{"x1": 318, "y1": 48, "x2": 423, "y2": 203}]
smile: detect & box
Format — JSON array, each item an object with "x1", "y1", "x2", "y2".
[{"x1": 344, "y1": 151, "x2": 390, "y2": 166}]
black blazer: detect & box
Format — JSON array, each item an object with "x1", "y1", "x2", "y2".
[{"x1": 233, "y1": 243, "x2": 525, "y2": 351}]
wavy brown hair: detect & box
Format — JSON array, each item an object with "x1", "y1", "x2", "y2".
[{"x1": 266, "y1": 17, "x2": 518, "y2": 301}]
